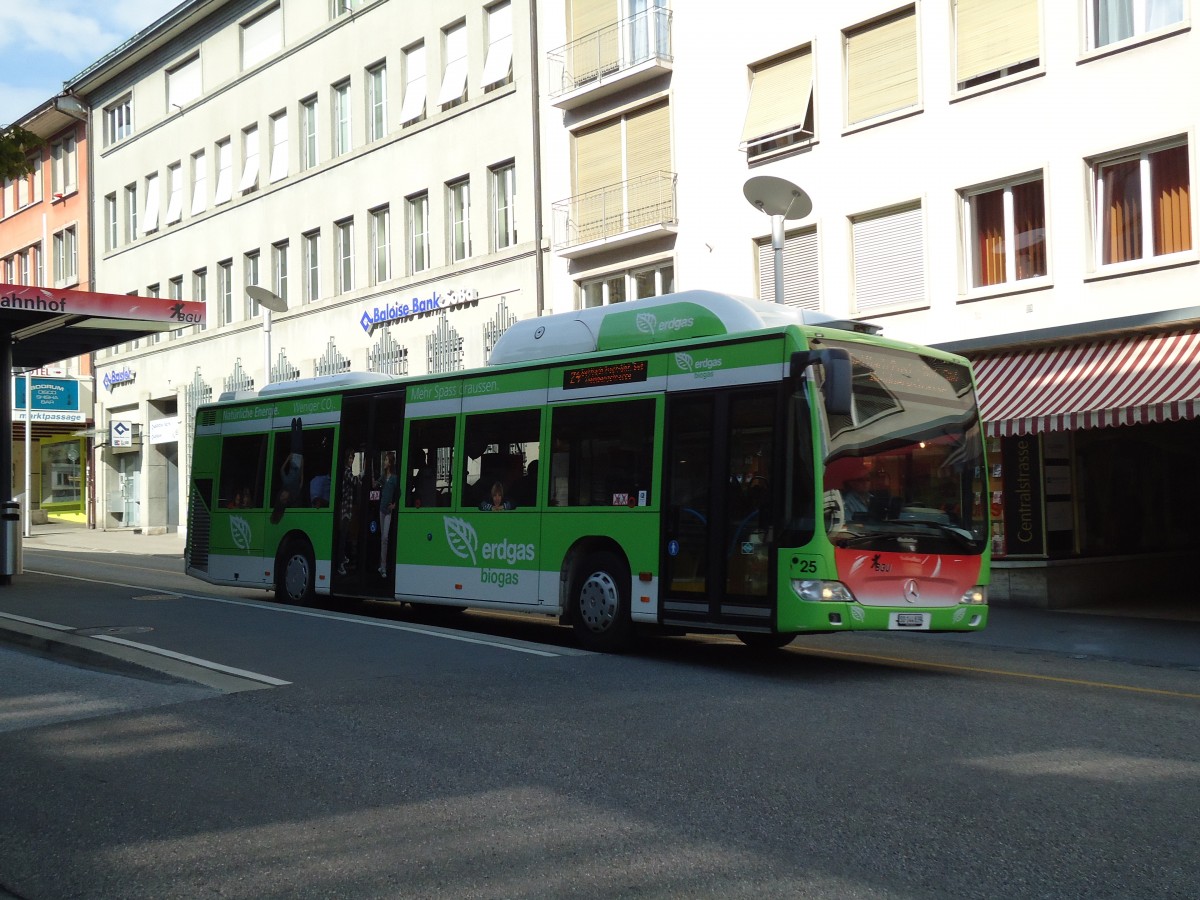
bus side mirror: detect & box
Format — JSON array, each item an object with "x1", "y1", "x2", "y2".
[{"x1": 791, "y1": 349, "x2": 852, "y2": 417}]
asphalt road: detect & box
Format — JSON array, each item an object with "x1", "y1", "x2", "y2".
[{"x1": 1, "y1": 547, "x2": 1198, "y2": 899}]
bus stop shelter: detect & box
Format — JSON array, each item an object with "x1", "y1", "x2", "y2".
[{"x1": 1, "y1": 283, "x2": 206, "y2": 583}]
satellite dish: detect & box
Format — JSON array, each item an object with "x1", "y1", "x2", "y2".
[
  {"x1": 743, "y1": 175, "x2": 812, "y2": 220},
  {"x1": 246, "y1": 285, "x2": 288, "y2": 312}
]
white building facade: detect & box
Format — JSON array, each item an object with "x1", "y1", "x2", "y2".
[{"x1": 71, "y1": 0, "x2": 1197, "y2": 608}]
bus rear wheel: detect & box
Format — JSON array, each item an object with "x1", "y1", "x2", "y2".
[
  {"x1": 736, "y1": 632, "x2": 795, "y2": 651},
  {"x1": 277, "y1": 539, "x2": 315, "y2": 606},
  {"x1": 571, "y1": 552, "x2": 632, "y2": 652}
]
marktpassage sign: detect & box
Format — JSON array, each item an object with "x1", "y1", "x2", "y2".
[{"x1": 11, "y1": 376, "x2": 85, "y2": 424}]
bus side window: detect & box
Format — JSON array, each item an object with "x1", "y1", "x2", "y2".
[
  {"x1": 462, "y1": 409, "x2": 540, "y2": 508},
  {"x1": 406, "y1": 417, "x2": 456, "y2": 509},
  {"x1": 218, "y1": 433, "x2": 267, "y2": 509},
  {"x1": 549, "y1": 399, "x2": 654, "y2": 506}
]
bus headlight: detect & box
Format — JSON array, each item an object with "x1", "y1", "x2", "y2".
[
  {"x1": 960, "y1": 586, "x2": 987, "y2": 605},
  {"x1": 792, "y1": 580, "x2": 855, "y2": 603}
]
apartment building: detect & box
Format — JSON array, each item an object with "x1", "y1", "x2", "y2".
[
  {"x1": 71, "y1": 0, "x2": 547, "y2": 533},
  {"x1": 545, "y1": 0, "x2": 1196, "y2": 610},
  {"x1": 1, "y1": 98, "x2": 95, "y2": 522}
]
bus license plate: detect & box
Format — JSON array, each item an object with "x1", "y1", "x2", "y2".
[{"x1": 890, "y1": 612, "x2": 930, "y2": 630}]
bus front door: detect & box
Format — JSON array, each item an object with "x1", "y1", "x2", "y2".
[{"x1": 662, "y1": 388, "x2": 776, "y2": 630}]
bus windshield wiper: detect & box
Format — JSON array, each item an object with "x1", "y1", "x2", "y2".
[{"x1": 899, "y1": 519, "x2": 981, "y2": 549}]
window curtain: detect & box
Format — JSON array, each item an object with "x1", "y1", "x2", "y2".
[
  {"x1": 1152, "y1": 144, "x2": 1191, "y2": 256},
  {"x1": 1102, "y1": 159, "x2": 1141, "y2": 263},
  {"x1": 1013, "y1": 180, "x2": 1047, "y2": 279},
  {"x1": 1095, "y1": 0, "x2": 1133, "y2": 46},
  {"x1": 972, "y1": 190, "x2": 1005, "y2": 287}
]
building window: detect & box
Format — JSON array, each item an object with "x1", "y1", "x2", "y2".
[
  {"x1": 214, "y1": 139, "x2": 233, "y2": 204},
  {"x1": 51, "y1": 134, "x2": 78, "y2": 196},
  {"x1": 579, "y1": 262, "x2": 674, "y2": 308},
  {"x1": 741, "y1": 46, "x2": 814, "y2": 160},
  {"x1": 490, "y1": 161, "x2": 516, "y2": 249},
  {"x1": 20, "y1": 247, "x2": 32, "y2": 285},
  {"x1": 331, "y1": 0, "x2": 370, "y2": 17},
  {"x1": 954, "y1": 0, "x2": 1039, "y2": 90},
  {"x1": 193, "y1": 268, "x2": 208, "y2": 329},
  {"x1": 143, "y1": 172, "x2": 161, "y2": 233},
  {"x1": 367, "y1": 62, "x2": 387, "y2": 141},
  {"x1": 1095, "y1": 140, "x2": 1191, "y2": 266},
  {"x1": 755, "y1": 228, "x2": 819, "y2": 307},
  {"x1": 244, "y1": 250, "x2": 261, "y2": 316},
  {"x1": 165, "y1": 163, "x2": 184, "y2": 225},
  {"x1": 242, "y1": 4, "x2": 282, "y2": 69},
  {"x1": 169, "y1": 276, "x2": 184, "y2": 300},
  {"x1": 851, "y1": 202, "x2": 925, "y2": 312},
  {"x1": 272, "y1": 240, "x2": 289, "y2": 303},
  {"x1": 1090, "y1": 0, "x2": 1184, "y2": 49},
  {"x1": 191, "y1": 150, "x2": 207, "y2": 215},
  {"x1": 844, "y1": 7, "x2": 918, "y2": 127},
  {"x1": 105, "y1": 193, "x2": 118, "y2": 251},
  {"x1": 407, "y1": 191, "x2": 429, "y2": 272},
  {"x1": 240, "y1": 125, "x2": 260, "y2": 193},
  {"x1": 336, "y1": 218, "x2": 354, "y2": 293},
  {"x1": 333, "y1": 80, "x2": 352, "y2": 157},
  {"x1": 569, "y1": 100, "x2": 671, "y2": 243},
  {"x1": 124, "y1": 183, "x2": 138, "y2": 242},
  {"x1": 482, "y1": 2, "x2": 514, "y2": 90},
  {"x1": 438, "y1": 22, "x2": 468, "y2": 109},
  {"x1": 219, "y1": 259, "x2": 234, "y2": 325},
  {"x1": 53, "y1": 225, "x2": 78, "y2": 286},
  {"x1": 370, "y1": 206, "x2": 391, "y2": 284},
  {"x1": 104, "y1": 96, "x2": 133, "y2": 145},
  {"x1": 962, "y1": 175, "x2": 1047, "y2": 289},
  {"x1": 167, "y1": 54, "x2": 201, "y2": 108},
  {"x1": 300, "y1": 96, "x2": 319, "y2": 170},
  {"x1": 269, "y1": 110, "x2": 288, "y2": 183},
  {"x1": 400, "y1": 43, "x2": 426, "y2": 125},
  {"x1": 303, "y1": 230, "x2": 320, "y2": 302},
  {"x1": 447, "y1": 178, "x2": 471, "y2": 262}
]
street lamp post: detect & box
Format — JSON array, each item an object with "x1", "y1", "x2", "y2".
[
  {"x1": 245, "y1": 286, "x2": 289, "y2": 385},
  {"x1": 743, "y1": 175, "x2": 812, "y2": 304}
]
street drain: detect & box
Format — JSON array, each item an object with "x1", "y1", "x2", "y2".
[{"x1": 72, "y1": 625, "x2": 155, "y2": 637}]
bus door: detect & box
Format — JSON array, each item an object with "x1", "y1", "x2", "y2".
[
  {"x1": 331, "y1": 390, "x2": 404, "y2": 599},
  {"x1": 662, "y1": 388, "x2": 777, "y2": 629}
]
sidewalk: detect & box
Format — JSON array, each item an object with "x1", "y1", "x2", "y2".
[{"x1": 21, "y1": 519, "x2": 185, "y2": 557}]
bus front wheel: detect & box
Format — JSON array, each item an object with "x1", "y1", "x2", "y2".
[
  {"x1": 571, "y1": 552, "x2": 632, "y2": 652},
  {"x1": 277, "y1": 539, "x2": 315, "y2": 606},
  {"x1": 736, "y1": 632, "x2": 795, "y2": 651}
]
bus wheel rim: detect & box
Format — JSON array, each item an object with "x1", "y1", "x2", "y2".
[
  {"x1": 579, "y1": 570, "x2": 619, "y2": 633},
  {"x1": 285, "y1": 554, "x2": 310, "y2": 600}
]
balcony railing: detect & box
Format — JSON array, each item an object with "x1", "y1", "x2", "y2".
[
  {"x1": 547, "y1": 7, "x2": 673, "y2": 99},
  {"x1": 552, "y1": 171, "x2": 677, "y2": 252}
]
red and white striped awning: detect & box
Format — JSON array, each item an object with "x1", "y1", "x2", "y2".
[{"x1": 974, "y1": 330, "x2": 1200, "y2": 438}]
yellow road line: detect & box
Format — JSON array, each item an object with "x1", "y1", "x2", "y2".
[{"x1": 791, "y1": 643, "x2": 1200, "y2": 700}]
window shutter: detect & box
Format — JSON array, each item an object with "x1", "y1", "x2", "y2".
[
  {"x1": 845, "y1": 8, "x2": 918, "y2": 125},
  {"x1": 956, "y1": 0, "x2": 1039, "y2": 85},
  {"x1": 741, "y1": 48, "x2": 814, "y2": 145},
  {"x1": 143, "y1": 174, "x2": 161, "y2": 232},
  {"x1": 624, "y1": 100, "x2": 670, "y2": 180},
  {"x1": 573, "y1": 118, "x2": 622, "y2": 195},
  {"x1": 757, "y1": 228, "x2": 820, "y2": 309},
  {"x1": 571, "y1": 0, "x2": 614, "y2": 43},
  {"x1": 852, "y1": 204, "x2": 924, "y2": 311}
]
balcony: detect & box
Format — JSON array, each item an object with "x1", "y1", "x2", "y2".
[
  {"x1": 552, "y1": 171, "x2": 678, "y2": 259},
  {"x1": 547, "y1": 8, "x2": 673, "y2": 111}
]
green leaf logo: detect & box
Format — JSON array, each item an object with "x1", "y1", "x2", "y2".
[
  {"x1": 444, "y1": 516, "x2": 478, "y2": 565},
  {"x1": 230, "y1": 515, "x2": 251, "y2": 551}
]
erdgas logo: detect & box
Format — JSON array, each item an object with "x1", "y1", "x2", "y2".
[
  {"x1": 443, "y1": 517, "x2": 536, "y2": 589},
  {"x1": 230, "y1": 516, "x2": 252, "y2": 551},
  {"x1": 637, "y1": 312, "x2": 695, "y2": 336},
  {"x1": 675, "y1": 352, "x2": 722, "y2": 377}
]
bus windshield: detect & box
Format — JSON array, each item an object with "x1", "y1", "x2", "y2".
[{"x1": 815, "y1": 340, "x2": 987, "y2": 554}]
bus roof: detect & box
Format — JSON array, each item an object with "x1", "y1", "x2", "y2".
[{"x1": 486, "y1": 290, "x2": 880, "y2": 367}]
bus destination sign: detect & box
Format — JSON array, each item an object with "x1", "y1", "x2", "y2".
[{"x1": 563, "y1": 360, "x2": 648, "y2": 390}]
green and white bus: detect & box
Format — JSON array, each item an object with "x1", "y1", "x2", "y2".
[{"x1": 186, "y1": 290, "x2": 989, "y2": 651}]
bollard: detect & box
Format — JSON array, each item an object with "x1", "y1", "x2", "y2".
[{"x1": 1, "y1": 500, "x2": 22, "y2": 577}]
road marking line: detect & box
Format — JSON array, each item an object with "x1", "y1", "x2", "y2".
[
  {"x1": 21, "y1": 569, "x2": 567, "y2": 658},
  {"x1": 790, "y1": 643, "x2": 1200, "y2": 700}
]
